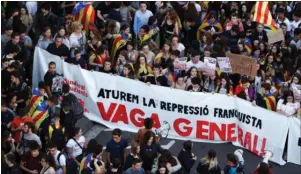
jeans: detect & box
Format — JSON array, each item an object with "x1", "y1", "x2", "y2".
[{"x1": 66, "y1": 154, "x2": 83, "y2": 174}]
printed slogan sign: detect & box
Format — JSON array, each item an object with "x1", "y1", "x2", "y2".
[
  {"x1": 217, "y1": 57, "x2": 232, "y2": 73},
  {"x1": 33, "y1": 48, "x2": 301, "y2": 165}
]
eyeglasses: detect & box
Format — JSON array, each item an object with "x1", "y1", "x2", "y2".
[{"x1": 287, "y1": 97, "x2": 293, "y2": 99}]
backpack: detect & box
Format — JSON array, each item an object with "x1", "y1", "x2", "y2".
[
  {"x1": 56, "y1": 152, "x2": 67, "y2": 169},
  {"x1": 50, "y1": 125, "x2": 66, "y2": 150},
  {"x1": 229, "y1": 166, "x2": 237, "y2": 174}
]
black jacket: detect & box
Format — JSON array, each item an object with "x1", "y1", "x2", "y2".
[
  {"x1": 251, "y1": 31, "x2": 268, "y2": 43},
  {"x1": 35, "y1": 12, "x2": 59, "y2": 35},
  {"x1": 4, "y1": 41, "x2": 27, "y2": 62},
  {"x1": 46, "y1": 43, "x2": 69, "y2": 58},
  {"x1": 145, "y1": 75, "x2": 169, "y2": 87},
  {"x1": 196, "y1": 161, "x2": 221, "y2": 174},
  {"x1": 177, "y1": 150, "x2": 196, "y2": 173}
]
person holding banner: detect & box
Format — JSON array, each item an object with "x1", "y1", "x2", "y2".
[
  {"x1": 256, "y1": 83, "x2": 276, "y2": 111},
  {"x1": 184, "y1": 66, "x2": 202, "y2": 88},
  {"x1": 186, "y1": 77, "x2": 203, "y2": 92},
  {"x1": 134, "y1": 54, "x2": 153, "y2": 82},
  {"x1": 277, "y1": 90, "x2": 300, "y2": 116},
  {"x1": 121, "y1": 64, "x2": 135, "y2": 80},
  {"x1": 215, "y1": 73, "x2": 233, "y2": 95},
  {"x1": 235, "y1": 76, "x2": 255, "y2": 102},
  {"x1": 145, "y1": 64, "x2": 169, "y2": 87}
]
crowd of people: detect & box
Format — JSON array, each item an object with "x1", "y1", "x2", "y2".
[{"x1": 1, "y1": 1, "x2": 301, "y2": 174}]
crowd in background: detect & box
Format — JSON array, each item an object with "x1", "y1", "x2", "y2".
[{"x1": 1, "y1": 1, "x2": 301, "y2": 174}]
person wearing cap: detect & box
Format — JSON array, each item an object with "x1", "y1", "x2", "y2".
[{"x1": 276, "y1": 8, "x2": 291, "y2": 32}]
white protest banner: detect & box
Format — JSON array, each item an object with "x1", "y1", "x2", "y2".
[
  {"x1": 287, "y1": 117, "x2": 301, "y2": 165},
  {"x1": 203, "y1": 57, "x2": 217, "y2": 76},
  {"x1": 34, "y1": 48, "x2": 295, "y2": 165},
  {"x1": 217, "y1": 57, "x2": 232, "y2": 73}
]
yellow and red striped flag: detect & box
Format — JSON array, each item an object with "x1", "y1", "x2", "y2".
[
  {"x1": 27, "y1": 89, "x2": 49, "y2": 129},
  {"x1": 72, "y1": 2, "x2": 95, "y2": 32},
  {"x1": 253, "y1": 2, "x2": 278, "y2": 31},
  {"x1": 264, "y1": 95, "x2": 276, "y2": 111}
]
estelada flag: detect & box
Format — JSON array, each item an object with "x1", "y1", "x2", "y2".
[
  {"x1": 253, "y1": 2, "x2": 278, "y2": 31},
  {"x1": 197, "y1": 12, "x2": 223, "y2": 40},
  {"x1": 111, "y1": 33, "x2": 132, "y2": 61},
  {"x1": 72, "y1": 2, "x2": 95, "y2": 32},
  {"x1": 27, "y1": 89, "x2": 49, "y2": 129}
]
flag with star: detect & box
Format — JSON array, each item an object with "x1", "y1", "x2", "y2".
[
  {"x1": 27, "y1": 89, "x2": 49, "y2": 129},
  {"x1": 72, "y1": 2, "x2": 95, "y2": 32}
]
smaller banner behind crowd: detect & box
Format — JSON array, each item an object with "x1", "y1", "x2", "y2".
[
  {"x1": 287, "y1": 118, "x2": 301, "y2": 165},
  {"x1": 33, "y1": 48, "x2": 300, "y2": 166}
]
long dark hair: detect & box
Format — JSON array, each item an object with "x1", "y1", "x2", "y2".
[
  {"x1": 282, "y1": 90, "x2": 294, "y2": 105},
  {"x1": 216, "y1": 73, "x2": 231, "y2": 93},
  {"x1": 257, "y1": 162, "x2": 271, "y2": 174},
  {"x1": 42, "y1": 154, "x2": 56, "y2": 168},
  {"x1": 19, "y1": 5, "x2": 29, "y2": 15},
  {"x1": 142, "y1": 131, "x2": 155, "y2": 145},
  {"x1": 155, "y1": 163, "x2": 169, "y2": 174},
  {"x1": 134, "y1": 54, "x2": 148, "y2": 75},
  {"x1": 291, "y1": 73, "x2": 301, "y2": 85},
  {"x1": 183, "y1": 140, "x2": 193, "y2": 157},
  {"x1": 158, "y1": 149, "x2": 174, "y2": 164},
  {"x1": 186, "y1": 66, "x2": 201, "y2": 79},
  {"x1": 121, "y1": 64, "x2": 135, "y2": 79},
  {"x1": 1, "y1": 130, "x2": 11, "y2": 148},
  {"x1": 56, "y1": 26, "x2": 67, "y2": 37}
]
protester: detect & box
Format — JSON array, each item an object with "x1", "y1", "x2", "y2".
[
  {"x1": 66, "y1": 127, "x2": 85, "y2": 174},
  {"x1": 5, "y1": 153, "x2": 22, "y2": 174},
  {"x1": 223, "y1": 153, "x2": 238, "y2": 174},
  {"x1": 135, "y1": 118, "x2": 153, "y2": 143},
  {"x1": 11, "y1": 109, "x2": 33, "y2": 145},
  {"x1": 47, "y1": 142, "x2": 67, "y2": 174},
  {"x1": 46, "y1": 116, "x2": 66, "y2": 151},
  {"x1": 124, "y1": 141, "x2": 141, "y2": 171},
  {"x1": 177, "y1": 140, "x2": 196, "y2": 174},
  {"x1": 20, "y1": 140, "x2": 43, "y2": 174},
  {"x1": 125, "y1": 158, "x2": 145, "y2": 174},
  {"x1": 277, "y1": 89, "x2": 300, "y2": 116},
  {"x1": 46, "y1": 35, "x2": 70, "y2": 60},
  {"x1": 16, "y1": 122, "x2": 41, "y2": 156},
  {"x1": 37, "y1": 27, "x2": 54, "y2": 50},
  {"x1": 1, "y1": 130, "x2": 16, "y2": 155},
  {"x1": 196, "y1": 149, "x2": 221, "y2": 174},
  {"x1": 1, "y1": 99, "x2": 15, "y2": 132},
  {"x1": 40, "y1": 154, "x2": 56, "y2": 174},
  {"x1": 105, "y1": 128, "x2": 128, "y2": 170},
  {"x1": 61, "y1": 84, "x2": 84, "y2": 121},
  {"x1": 3, "y1": 1, "x2": 301, "y2": 173},
  {"x1": 139, "y1": 131, "x2": 162, "y2": 172}
]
